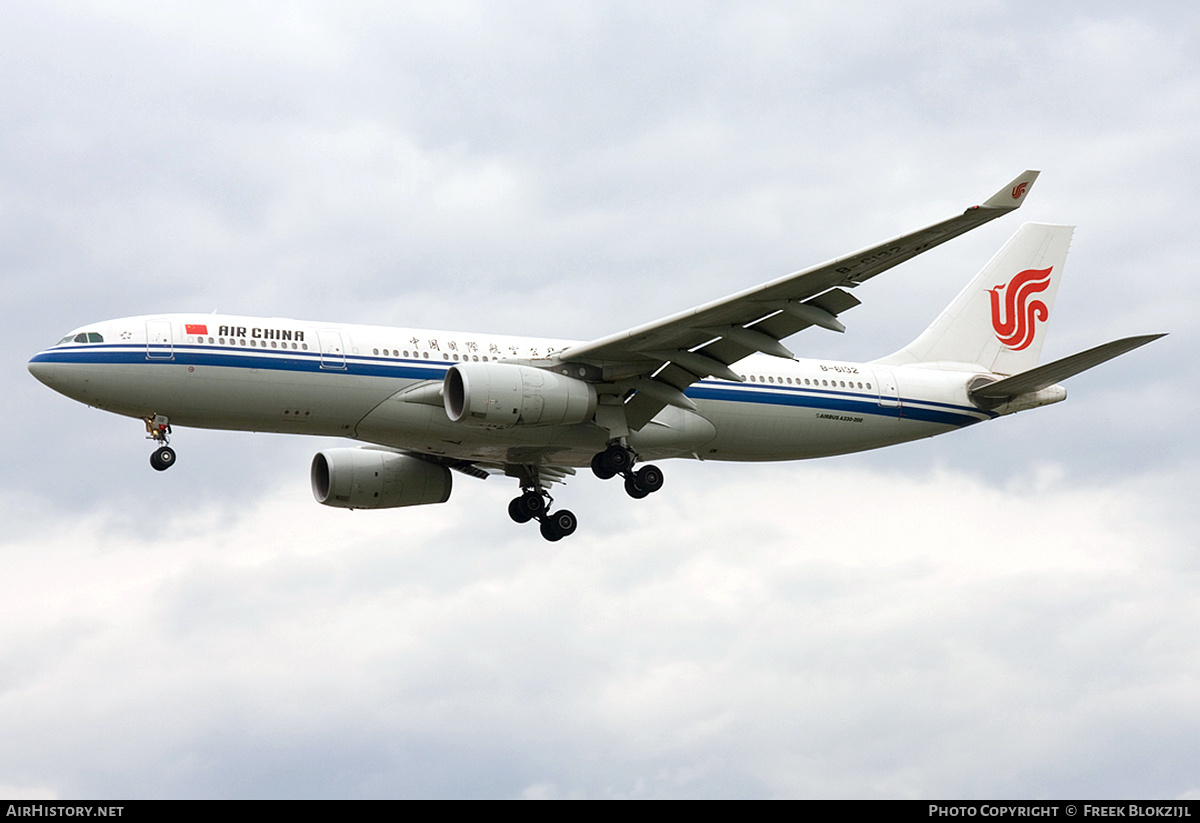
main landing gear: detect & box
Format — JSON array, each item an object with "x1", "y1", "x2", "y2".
[
  {"x1": 590, "y1": 442, "x2": 664, "y2": 499},
  {"x1": 508, "y1": 444, "x2": 663, "y2": 542},
  {"x1": 145, "y1": 415, "x2": 176, "y2": 472},
  {"x1": 508, "y1": 485, "x2": 578, "y2": 542}
]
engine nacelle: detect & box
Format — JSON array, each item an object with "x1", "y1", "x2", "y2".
[
  {"x1": 443, "y1": 362, "x2": 597, "y2": 427},
  {"x1": 311, "y1": 449, "x2": 452, "y2": 509}
]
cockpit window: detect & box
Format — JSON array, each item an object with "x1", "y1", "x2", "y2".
[{"x1": 58, "y1": 331, "x2": 104, "y2": 345}]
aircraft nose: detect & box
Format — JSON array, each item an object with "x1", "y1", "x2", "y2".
[{"x1": 27, "y1": 354, "x2": 56, "y2": 387}]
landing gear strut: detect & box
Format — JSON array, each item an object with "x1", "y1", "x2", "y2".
[
  {"x1": 508, "y1": 474, "x2": 577, "y2": 542},
  {"x1": 145, "y1": 415, "x2": 176, "y2": 472},
  {"x1": 591, "y1": 442, "x2": 664, "y2": 499}
]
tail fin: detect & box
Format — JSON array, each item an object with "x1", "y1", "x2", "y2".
[{"x1": 876, "y1": 223, "x2": 1074, "y2": 375}]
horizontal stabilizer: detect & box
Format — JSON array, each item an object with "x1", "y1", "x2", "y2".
[{"x1": 971, "y1": 334, "x2": 1165, "y2": 399}]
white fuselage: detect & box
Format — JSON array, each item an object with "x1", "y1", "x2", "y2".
[{"x1": 28, "y1": 314, "x2": 999, "y2": 468}]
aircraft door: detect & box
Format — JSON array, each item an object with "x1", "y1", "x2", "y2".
[
  {"x1": 872, "y1": 368, "x2": 900, "y2": 409},
  {"x1": 318, "y1": 330, "x2": 347, "y2": 370},
  {"x1": 145, "y1": 320, "x2": 174, "y2": 360}
]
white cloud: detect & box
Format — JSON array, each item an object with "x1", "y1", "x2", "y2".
[{"x1": 2, "y1": 461, "x2": 1196, "y2": 797}]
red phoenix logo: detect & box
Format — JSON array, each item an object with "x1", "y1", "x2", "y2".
[
  {"x1": 989, "y1": 267, "x2": 1052, "y2": 350},
  {"x1": 1011, "y1": 182, "x2": 1028, "y2": 200}
]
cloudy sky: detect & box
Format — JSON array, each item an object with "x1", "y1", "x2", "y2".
[{"x1": 3, "y1": 0, "x2": 1198, "y2": 799}]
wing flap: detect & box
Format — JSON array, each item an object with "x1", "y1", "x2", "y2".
[
  {"x1": 641, "y1": 349, "x2": 744, "y2": 382},
  {"x1": 502, "y1": 462, "x2": 577, "y2": 487},
  {"x1": 744, "y1": 288, "x2": 863, "y2": 345}
]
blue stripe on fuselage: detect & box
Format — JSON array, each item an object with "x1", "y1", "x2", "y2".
[
  {"x1": 687, "y1": 382, "x2": 989, "y2": 427},
  {"x1": 29, "y1": 344, "x2": 449, "y2": 381},
  {"x1": 30, "y1": 345, "x2": 991, "y2": 427}
]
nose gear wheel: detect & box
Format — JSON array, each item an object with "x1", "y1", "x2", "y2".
[{"x1": 150, "y1": 446, "x2": 176, "y2": 471}]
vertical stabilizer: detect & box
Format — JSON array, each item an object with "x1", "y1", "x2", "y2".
[{"x1": 875, "y1": 223, "x2": 1074, "y2": 375}]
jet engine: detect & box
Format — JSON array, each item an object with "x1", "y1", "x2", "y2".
[
  {"x1": 311, "y1": 448, "x2": 452, "y2": 509},
  {"x1": 443, "y1": 362, "x2": 597, "y2": 427}
]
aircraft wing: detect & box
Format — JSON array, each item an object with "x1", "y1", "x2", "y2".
[{"x1": 557, "y1": 170, "x2": 1040, "y2": 429}]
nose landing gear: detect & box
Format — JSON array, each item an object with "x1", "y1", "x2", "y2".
[{"x1": 145, "y1": 415, "x2": 176, "y2": 472}]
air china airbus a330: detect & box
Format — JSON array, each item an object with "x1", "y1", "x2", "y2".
[{"x1": 28, "y1": 171, "x2": 1163, "y2": 540}]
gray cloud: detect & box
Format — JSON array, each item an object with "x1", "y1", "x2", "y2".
[{"x1": 3, "y1": 0, "x2": 1196, "y2": 797}]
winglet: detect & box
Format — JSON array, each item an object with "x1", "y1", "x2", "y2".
[{"x1": 980, "y1": 169, "x2": 1040, "y2": 210}]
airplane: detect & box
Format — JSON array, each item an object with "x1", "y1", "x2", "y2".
[{"x1": 27, "y1": 170, "x2": 1164, "y2": 541}]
